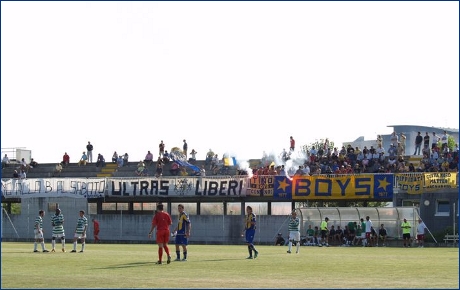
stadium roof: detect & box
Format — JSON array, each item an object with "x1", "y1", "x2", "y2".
[{"x1": 387, "y1": 125, "x2": 459, "y2": 133}]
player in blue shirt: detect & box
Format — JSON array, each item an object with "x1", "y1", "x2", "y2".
[
  {"x1": 242, "y1": 206, "x2": 259, "y2": 259},
  {"x1": 173, "y1": 204, "x2": 191, "y2": 261}
]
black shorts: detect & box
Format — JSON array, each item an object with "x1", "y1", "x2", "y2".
[{"x1": 403, "y1": 233, "x2": 411, "y2": 240}]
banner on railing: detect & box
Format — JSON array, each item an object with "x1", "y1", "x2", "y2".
[
  {"x1": 424, "y1": 172, "x2": 457, "y2": 191},
  {"x1": 0, "y1": 174, "x2": 413, "y2": 200},
  {"x1": 107, "y1": 176, "x2": 247, "y2": 197},
  {"x1": 1, "y1": 178, "x2": 105, "y2": 198},
  {"x1": 395, "y1": 174, "x2": 424, "y2": 194},
  {"x1": 289, "y1": 174, "x2": 393, "y2": 200}
]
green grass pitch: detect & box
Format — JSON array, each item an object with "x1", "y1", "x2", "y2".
[{"x1": 1, "y1": 242, "x2": 458, "y2": 288}]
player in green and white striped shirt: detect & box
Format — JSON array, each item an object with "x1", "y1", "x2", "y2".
[
  {"x1": 33, "y1": 210, "x2": 49, "y2": 252},
  {"x1": 71, "y1": 210, "x2": 88, "y2": 253},
  {"x1": 51, "y1": 208, "x2": 66, "y2": 252},
  {"x1": 287, "y1": 210, "x2": 300, "y2": 254}
]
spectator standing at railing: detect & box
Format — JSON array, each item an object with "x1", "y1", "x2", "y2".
[
  {"x1": 423, "y1": 132, "x2": 430, "y2": 153},
  {"x1": 205, "y1": 149, "x2": 214, "y2": 167},
  {"x1": 112, "y1": 151, "x2": 118, "y2": 163},
  {"x1": 116, "y1": 155, "x2": 123, "y2": 168},
  {"x1": 397, "y1": 143, "x2": 404, "y2": 157},
  {"x1": 376, "y1": 144, "x2": 385, "y2": 164},
  {"x1": 155, "y1": 157, "x2": 164, "y2": 177},
  {"x1": 189, "y1": 149, "x2": 197, "y2": 162},
  {"x1": 414, "y1": 132, "x2": 423, "y2": 155},
  {"x1": 183, "y1": 139, "x2": 188, "y2": 158},
  {"x1": 453, "y1": 144, "x2": 458, "y2": 160},
  {"x1": 441, "y1": 130, "x2": 449, "y2": 152},
  {"x1": 86, "y1": 141, "x2": 93, "y2": 163},
  {"x1": 400, "y1": 133, "x2": 406, "y2": 155},
  {"x1": 159, "y1": 140, "x2": 165, "y2": 157},
  {"x1": 377, "y1": 135, "x2": 383, "y2": 148},
  {"x1": 123, "y1": 153, "x2": 129, "y2": 166},
  {"x1": 390, "y1": 131, "x2": 398, "y2": 146},
  {"x1": 210, "y1": 154, "x2": 218, "y2": 170},
  {"x1": 289, "y1": 136, "x2": 295, "y2": 152},
  {"x1": 2, "y1": 154, "x2": 10, "y2": 169},
  {"x1": 431, "y1": 132, "x2": 440, "y2": 149},
  {"x1": 308, "y1": 146, "x2": 317, "y2": 163}
]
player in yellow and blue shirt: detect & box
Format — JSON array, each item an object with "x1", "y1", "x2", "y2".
[
  {"x1": 242, "y1": 206, "x2": 259, "y2": 259},
  {"x1": 173, "y1": 204, "x2": 191, "y2": 261}
]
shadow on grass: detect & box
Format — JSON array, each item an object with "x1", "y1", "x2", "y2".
[
  {"x1": 92, "y1": 261, "x2": 157, "y2": 269},
  {"x1": 200, "y1": 258, "x2": 252, "y2": 262}
]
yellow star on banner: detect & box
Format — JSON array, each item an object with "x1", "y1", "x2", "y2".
[
  {"x1": 377, "y1": 177, "x2": 390, "y2": 191},
  {"x1": 277, "y1": 178, "x2": 289, "y2": 191}
]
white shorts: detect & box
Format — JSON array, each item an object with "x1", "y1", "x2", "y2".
[
  {"x1": 52, "y1": 234, "x2": 65, "y2": 238},
  {"x1": 74, "y1": 233, "x2": 86, "y2": 239},
  {"x1": 361, "y1": 233, "x2": 366, "y2": 239},
  {"x1": 34, "y1": 229, "x2": 43, "y2": 239},
  {"x1": 289, "y1": 231, "x2": 300, "y2": 241}
]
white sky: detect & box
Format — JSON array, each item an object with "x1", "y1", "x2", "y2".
[{"x1": 1, "y1": 1, "x2": 459, "y2": 164}]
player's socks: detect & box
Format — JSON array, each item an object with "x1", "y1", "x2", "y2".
[
  {"x1": 158, "y1": 247, "x2": 163, "y2": 262},
  {"x1": 81, "y1": 243, "x2": 85, "y2": 252},
  {"x1": 183, "y1": 251, "x2": 187, "y2": 259},
  {"x1": 164, "y1": 245, "x2": 170, "y2": 255},
  {"x1": 176, "y1": 251, "x2": 180, "y2": 260},
  {"x1": 288, "y1": 242, "x2": 292, "y2": 252},
  {"x1": 73, "y1": 242, "x2": 77, "y2": 251},
  {"x1": 41, "y1": 242, "x2": 46, "y2": 251},
  {"x1": 52, "y1": 240, "x2": 56, "y2": 249},
  {"x1": 247, "y1": 246, "x2": 252, "y2": 257},
  {"x1": 34, "y1": 242, "x2": 37, "y2": 251},
  {"x1": 296, "y1": 242, "x2": 300, "y2": 253}
]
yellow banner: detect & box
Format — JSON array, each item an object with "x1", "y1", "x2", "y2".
[
  {"x1": 424, "y1": 172, "x2": 458, "y2": 191},
  {"x1": 395, "y1": 174, "x2": 423, "y2": 194},
  {"x1": 291, "y1": 174, "x2": 393, "y2": 200}
]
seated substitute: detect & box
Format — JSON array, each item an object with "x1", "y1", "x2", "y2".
[
  {"x1": 274, "y1": 233, "x2": 285, "y2": 246},
  {"x1": 378, "y1": 224, "x2": 388, "y2": 247}
]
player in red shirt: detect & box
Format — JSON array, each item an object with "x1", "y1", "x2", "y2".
[
  {"x1": 92, "y1": 219, "x2": 100, "y2": 243},
  {"x1": 148, "y1": 203, "x2": 172, "y2": 264}
]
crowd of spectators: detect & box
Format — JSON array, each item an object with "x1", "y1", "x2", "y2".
[
  {"x1": 257, "y1": 142, "x2": 459, "y2": 176},
  {"x1": 3, "y1": 135, "x2": 459, "y2": 179}
]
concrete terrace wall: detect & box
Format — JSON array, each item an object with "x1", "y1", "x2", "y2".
[{"x1": 1, "y1": 197, "x2": 289, "y2": 245}]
